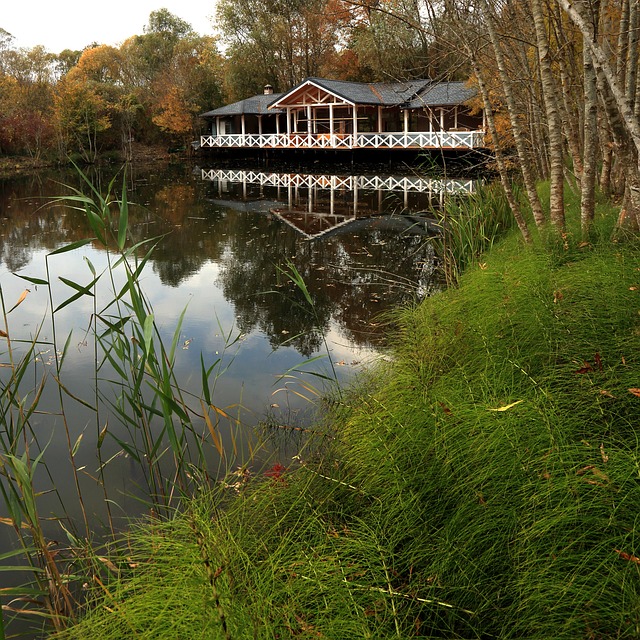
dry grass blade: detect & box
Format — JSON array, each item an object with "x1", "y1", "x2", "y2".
[{"x1": 7, "y1": 289, "x2": 29, "y2": 314}]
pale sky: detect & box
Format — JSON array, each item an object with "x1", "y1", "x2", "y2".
[{"x1": 2, "y1": 1, "x2": 218, "y2": 54}]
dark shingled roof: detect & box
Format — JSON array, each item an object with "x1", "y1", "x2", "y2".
[
  {"x1": 201, "y1": 78, "x2": 476, "y2": 118},
  {"x1": 407, "y1": 81, "x2": 476, "y2": 108},
  {"x1": 200, "y1": 93, "x2": 283, "y2": 118},
  {"x1": 298, "y1": 78, "x2": 433, "y2": 106}
]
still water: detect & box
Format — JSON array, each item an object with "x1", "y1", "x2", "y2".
[{"x1": 0, "y1": 162, "x2": 474, "y2": 544}]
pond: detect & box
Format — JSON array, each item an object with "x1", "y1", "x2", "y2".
[{"x1": 0, "y1": 161, "x2": 476, "y2": 627}]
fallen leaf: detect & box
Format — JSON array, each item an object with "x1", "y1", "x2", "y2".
[
  {"x1": 575, "y1": 362, "x2": 593, "y2": 374},
  {"x1": 614, "y1": 549, "x2": 640, "y2": 564},
  {"x1": 599, "y1": 390, "x2": 615, "y2": 398},
  {"x1": 438, "y1": 402, "x2": 452, "y2": 415},
  {"x1": 629, "y1": 388, "x2": 640, "y2": 397},
  {"x1": 600, "y1": 443, "x2": 609, "y2": 464},
  {"x1": 576, "y1": 465, "x2": 595, "y2": 476},
  {"x1": 594, "y1": 352, "x2": 603, "y2": 370},
  {"x1": 553, "y1": 290, "x2": 564, "y2": 303},
  {"x1": 488, "y1": 399, "x2": 524, "y2": 412},
  {"x1": 97, "y1": 556, "x2": 119, "y2": 574}
]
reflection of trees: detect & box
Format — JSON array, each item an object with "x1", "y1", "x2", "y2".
[
  {"x1": 2, "y1": 165, "x2": 439, "y2": 355},
  {"x1": 216, "y1": 211, "x2": 332, "y2": 357},
  {"x1": 214, "y1": 206, "x2": 438, "y2": 354},
  {"x1": 141, "y1": 183, "x2": 228, "y2": 287}
]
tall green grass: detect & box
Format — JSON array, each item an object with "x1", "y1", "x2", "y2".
[
  {"x1": 434, "y1": 181, "x2": 518, "y2": 286},
  {"x1": 51, "y1": 221, "x2": 640, "y2": 638}
]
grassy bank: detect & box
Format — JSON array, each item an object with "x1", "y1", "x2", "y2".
[{"x1": 50, "y1": 220, "x2": 640, "y2": 638}]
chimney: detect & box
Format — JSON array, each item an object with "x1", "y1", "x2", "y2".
[{"x1": 263, "y1": 84, "x2": 274, "y2": 95}]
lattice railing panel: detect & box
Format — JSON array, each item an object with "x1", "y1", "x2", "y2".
[
  {"x1": 200, "y1": 130, "x2": 484, "y2": 150},
  {"x1": 201, "y1": 170, "x2": 476, "y2": 195}
]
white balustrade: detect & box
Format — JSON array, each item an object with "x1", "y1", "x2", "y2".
[
  {"x1": 200, "y1": 130, "x2": 484, "y2": 151},
  {"x1": 200, "y1": 169, "x2": 476, "y2": 195}
]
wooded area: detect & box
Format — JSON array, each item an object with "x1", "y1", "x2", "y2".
[{"x1": 2, "y1": 1, "x2": 640, "y2": 235}]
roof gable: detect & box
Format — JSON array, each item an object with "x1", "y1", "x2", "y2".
[
  {"x1": 270, "y1": 79, "x2": 356, "y2": 109},
  {"x1": 271, "y1": 78, "x2": 433, "y2": 108}
]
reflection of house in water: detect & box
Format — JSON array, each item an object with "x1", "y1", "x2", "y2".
[{"x1": 201, "y1": 168, "x2": 476, "y2": 239}]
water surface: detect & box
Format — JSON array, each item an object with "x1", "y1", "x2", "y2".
[{"x1": 0, "y1": 161, "x2": 473, "y2": 534}]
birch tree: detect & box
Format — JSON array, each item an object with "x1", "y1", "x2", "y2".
[{"x1": 531, "y1": 0, "x2": 565, "y2": 229}]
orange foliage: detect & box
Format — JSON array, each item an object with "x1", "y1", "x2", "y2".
[{"x1": 152, "y1": 86, "x2": 194, "y2": 137}]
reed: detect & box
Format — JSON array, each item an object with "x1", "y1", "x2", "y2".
[
  {"x1": 0, "y1": 168, "x2": 258, "y2": 635},
  {"x1": 434, "y1": 180, "x2": 519, "y2": 286}
]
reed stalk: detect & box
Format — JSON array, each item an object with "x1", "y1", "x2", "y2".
[{"x1": 0, "y1": 167, "x2": 256, "y2": 634}]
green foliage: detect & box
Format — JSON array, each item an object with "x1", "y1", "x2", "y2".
[
  {"x1": 433, "y1": 180, "x2": 518, "y2": 286},
  {"x1": 52, "y1": 223, "x2": 640, "y2": 638}
]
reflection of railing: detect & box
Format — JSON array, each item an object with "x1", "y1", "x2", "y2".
[
  {"x1": 199, "y1": 131, "x2": 484, "y2": 150},
  {"x1": 201, "y1": 169, "x2": 476, "y2": 195}
]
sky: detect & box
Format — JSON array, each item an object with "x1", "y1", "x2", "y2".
[{"x1": 2, "y1": 1, "x2": 218, "y2": 54}]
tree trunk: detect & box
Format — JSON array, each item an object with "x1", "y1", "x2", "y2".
[
  {"x1": 532, "y1": 0, "x2": 566, "y2": 230},
  {"x1": 626, "y1": 0, "x2": 639, "y2": 109},
  {"x1": 553, "y1": 3, "x2": 585, "y2": 182},
  {"x1": 480, "y1": 0, "x2": 547, "y2": 228},
  {"x1": 582, "y1": 45, "x2": 599, "y2": 233},
  {"x1": 471, "y1": 56, "x2": 533, "y2": 244}
]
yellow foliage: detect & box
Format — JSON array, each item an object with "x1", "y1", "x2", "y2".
[{"x1": 152, "y1": 86, "x2": 194, "y2": 136}]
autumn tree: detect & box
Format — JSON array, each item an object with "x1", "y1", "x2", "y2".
[
  {"x1": 218, "y1": 0, "x2": 354, "y2": 97},
  {"x1": 53, "y1": 46, "x2": 124, "y2": 162},
  {"x1": 0, "y1": 43, "x2": 56, "y2": 157},
  {"x1": 120, "y1": 11, "x2": 224, "y2": 146}
]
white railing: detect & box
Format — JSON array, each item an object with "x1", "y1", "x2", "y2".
[
  {"x1": 201, "y1": 169, "x2": 476, "y2": 195},
  {"x1": 200, "y1": 130, "x2": 484, "y2": 151},
  {"x1": 356, "y1": 131, "x2": 482, "y2": 149}
]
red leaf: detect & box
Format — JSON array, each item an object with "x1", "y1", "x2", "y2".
[
  {"x1": 594, "y1": 352, "x2": 603, "y2": 371},
  {"x1": 575, "y1": 362, "x2": 593, "y2": 374},
  {"x1": 264, "y1": 463, "x2": 286, "y2": 480}
]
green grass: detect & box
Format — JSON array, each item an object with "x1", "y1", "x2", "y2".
[{"x1": 51, "y1": 222, "x2": 640, "y2": 638}]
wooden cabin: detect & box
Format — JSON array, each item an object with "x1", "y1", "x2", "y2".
[{"x1": 200, "y1": 78, "x2": 485, "y2": 152}]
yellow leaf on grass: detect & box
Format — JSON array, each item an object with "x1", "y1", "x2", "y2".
[{"x1": 487, "y1": 399, "x2": 524, "y2": 412}]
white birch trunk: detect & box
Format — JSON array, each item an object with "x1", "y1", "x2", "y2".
[
  {"x1": 532, "y1": 0, "x2": 565, "y2": 230},
  {"x1": 480, "y1": 0, "x2": 547, "y2": 228}
]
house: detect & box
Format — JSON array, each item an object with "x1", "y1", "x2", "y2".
[{"x1": 199, "y1": 77, "x2": 485, "y2": 152}]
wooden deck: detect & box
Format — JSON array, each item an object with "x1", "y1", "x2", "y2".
[{"x1": 199, "y1": 131, "x2": 484, "y2": 151}]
